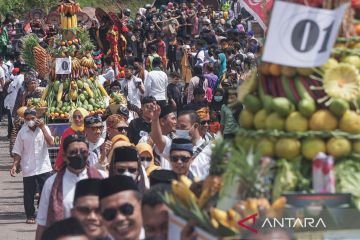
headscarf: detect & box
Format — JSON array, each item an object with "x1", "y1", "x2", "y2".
[
  {"x1": 69, "y1": 107, "x2": 89, "y2": 132},
  {"x1": 196, "y1": 107, "x2": 210, "y2": 121}
]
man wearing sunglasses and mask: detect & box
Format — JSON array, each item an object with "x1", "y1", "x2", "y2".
[
  {"x1": 35, "y1": 134, "x2": 104, "y2": 240},
  {"x1": 99, "y1": 175, "x2": 145, "y2": 240},
  {"x1": 108, "y1": 141, "x2": 149, "y2": 193},
  {"x1": 72, "y1": 179, "x2": 110, "y2": 240}
]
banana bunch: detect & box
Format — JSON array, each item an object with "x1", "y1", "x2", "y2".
[
  {"x1": 33, "y1": 45, "x2": 49, "y2": 79},
  {"x1": 60, "y1": 15, "x2": 77, "y2": 29},
  {"x1": 234, "y1": 197, "x2": 287, "y2": 218},
  {"x1": 72, "y1": 57, "x2": 81, "y2": 71},
  {"x1": 210, "y1": 207, "x2": 241, "y2": 231},
  {"x1": 27, "y1": 98, "x2": 47, "y2": 108},
  {"x1": 198, "y1": 175, "x2": 222, "y2": 208},
  {"x1": 171, "y1": 176, "x2": 198, "y2": 208},
  {"x1": 57, "y1": 2, "x2": 81, "y2": 15},
  {"x1": 80, "y1": 57, "x2": 97, "y2": 70},
  {"x1": 109, "y1": 92, "x2": 127, "y2": 105}
]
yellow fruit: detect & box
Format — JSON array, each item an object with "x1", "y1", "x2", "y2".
[
  {"x1": 257, "y1": 138, "x2": 275, "y2": 157},
  {"x1": 285, "y1": 112, "x2": 308, "y2": 132},
  {"x1": 326, "y1": 137, "x2": 351, "y2": 158},
  {"x1": 309, "y1": 110, "x2": 338, "y2": 131},
  {"x1": 269, "y1": 64, "x2": 281, "y2": 76},
  {"x1": 339, "y1": 111, "x2": 360, "y2": 134},
  {"x1": 266, "y1": 112, "x2": 285, "y2": 130},
  {"x1": 271, "y1": 196, "x2": 287, "y2": 209},
  {"x1": 254, "y1": 109, "x2": 268, "y2": 130},
  {"x1": 239, "y1": 109, "x2": 254, "y2": 129},
  {"x1": 275, "y1": 138, "x2": 301, "y2": 160},
  {"x1": 302, "y1": 138, "x2": 326, "y2": 160},
  {"x1": 352, "y1": 140, "x2": 360, "y2": 154}
]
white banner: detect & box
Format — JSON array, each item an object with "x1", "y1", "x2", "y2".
[
  {"x1": 262, "y1": 1, "x2": 348, "y2": 67},
  {"x1": 55, "y1": 57, "x2": 72, "y2": 74}
]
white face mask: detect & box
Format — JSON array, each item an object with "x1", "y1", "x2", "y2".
[
  {"x1": 27, "y1": 120, "x2": 36, "y2": 128},
  {"x1": 175, "y1": 129, "x2": 191, "y2": 140},
  {"x1": 122, "y1": 171, "x2": 137, "y2": 181},
  {"x1": 141, "y1": 161, "x2": 151, "y2": 169}
]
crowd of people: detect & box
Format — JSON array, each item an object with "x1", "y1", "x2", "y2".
[{"x1": 1, "y1": 0, "x2": 262, "y2": 239}]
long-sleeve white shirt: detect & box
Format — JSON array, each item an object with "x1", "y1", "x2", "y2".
[{"x1": 144, "y1": 69, "x2": 168, "y2": 101}]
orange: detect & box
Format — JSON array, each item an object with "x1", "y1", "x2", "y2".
[
  {"x1": 259, "y1": 63, "x2": 270, "y2": 75},
  {"x1": 269, "y1": 64, "x2": 281, "y2": 77},
  {"x1": 54, "y1": 113, "x2": 60, "y2": 117},
  {"x1": 60, "y1": 114, "x2": 65, "y2": 119},
  {"x1": 356, "y1": 24, "x2": 360, "y2": 36}
]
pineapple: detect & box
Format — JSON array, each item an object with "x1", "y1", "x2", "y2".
[{"x1": 322, "y1": 63, "x2": 360, "y2": 101}]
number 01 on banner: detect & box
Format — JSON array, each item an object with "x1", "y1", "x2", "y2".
[
  {"x1": 262, "y1": 1, "x2": 348, "y2": 67},
  {"x1": 55, "y1": 57, "x2": 72, "y2": 74}
]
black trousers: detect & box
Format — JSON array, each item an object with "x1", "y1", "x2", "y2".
[
  {"x1": 6, "y1": 108, "x2": 13, "y2": 138},
  {"x1": 167, "y1": 57, "x2": 179, "y2": 73},
  {"x1": 23, "y1": 171, "x2": 53, "y2": 218}
]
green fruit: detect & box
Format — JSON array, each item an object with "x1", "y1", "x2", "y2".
[
  {"x1": 254, "y1": 109, "x2": 268, "y2": 129},
  {"x1": 83, "y1": 91, "x2": 89, "y2": 98},
  {"x1": 352, "y1": 140, "x2": 360, "y2": 154},
  {"x1": 329, "y1": 98, "x2": 349, "y2": 117},
  {"x1": 272, "y1": 97, "x2": 293, "y2": 117},
  {"x1": 298, "y1": 99, "x2": 316, "y2": 117},
  {"x1": 341, "y1": 55, "x2": 360, "y2": 69},
  {"x1": 79, "y1": 94, "x2": 86, "y2": 102},
  {"x1": 66, "y1": 106, "x2": 71, "y2": 112},
  {"x1": 83, "y1": 100, "x2": 89, "y2": 105},
  {"x1": 57, "y1": 102, "x2": 63, "y2": 108},
  {"x1": 266, "y1": 112, "x2": 285, "y2": 130},
  {"x1": 285, "y1": 112, "x2": 308, "y2": 132},
  {"x1": 239, "y1": 109, "x2": 254, "y2": 129},
  {"x1": 275, "y1": 138, "x2": 301, "y2": 160},
  {"x1": 50, "y1": 107, "x2": 55, "y2": 113},
  {"x1": 257, "y1": 138, "x2": 275, "y2": 157},
  {"x1": 302, "y1": 138, "x2": 326, "y2": 160},
  {"x1": 262, "y1": 95, "x2": 273, "y2": 113},
  {"x1": 89, "y1": 98, "x2": 95, "y2": 105},
  {"x1": 327, "y1": 137, "x2": 351, "y2": 158},
  {"x1": 53, "y1": 81, "x2": 60, "y2": 92},
  {"x1": 77, "y1": 80, "x2": 84, "y2": 89},
  {"x1": 244, "y1": 94, "x2": 262, "y2": 113},
  {"x1": 88, "y1": 105, "x2": 94, "y2": 111}
]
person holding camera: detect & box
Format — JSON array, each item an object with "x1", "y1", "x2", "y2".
[{"x1": 10, "y1": 108, "x2": 54, "y2": 224}]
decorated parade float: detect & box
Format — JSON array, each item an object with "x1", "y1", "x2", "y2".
[
  {"x1": 163, "y1": 0, "x2": 360, "y2": 239},
  {"x1": 20, "y1": 0, "x2": 130, "y2": 121}
]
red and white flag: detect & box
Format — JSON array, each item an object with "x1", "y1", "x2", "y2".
[{"x1": 240, "y1": 0, "x2": 273, "y2": 30}]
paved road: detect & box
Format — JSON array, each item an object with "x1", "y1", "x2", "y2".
[{"x1": 0, "y1": 123, "x2": 36, "y2": 239}]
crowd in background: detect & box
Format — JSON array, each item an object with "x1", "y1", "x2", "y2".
[{"x1": 0, "y1": 0, "x2": 263, "y2": 239}]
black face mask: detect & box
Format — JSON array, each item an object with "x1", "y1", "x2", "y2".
[{"x1": 67, "y1": 153, "x2": 87, "y2": 170}]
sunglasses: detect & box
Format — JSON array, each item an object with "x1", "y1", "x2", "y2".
[
  {"x1": 170, "y1": 156, "x2": 191, "y2": 163},
  {"x1": 91, "y1": 125, "x2": 104, "y2": 131},
  {"x1": 73, "y1": 114, "x2": 83, "y2": 119},
  {"x1": 114, "y1": 167, "x2": 138, "y2": 175},
  {"x1": 102, "y1": 203, "x2": 134, "y2": 221},
  {"x1": 117, "y1": 126, "x2": 129, "y2": 132},
  {"x1": 200, "y1": 120, "x2": 211, "y2": 126},
  {"x1": 67, "y1": 149, "x2": 89, "y2": 157},
  {"x1": 75, "y1": 206, "x2": 101, "y2": 215},
  {"x1": 140, "y1": 157, "x2": 152, "y2": 162}
]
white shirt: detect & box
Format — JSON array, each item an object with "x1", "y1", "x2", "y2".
[
  {"x1": 4, "y1": 74, "x2": 24, "y2": 112},
  {"x1": 12, "y1": 125, "x2": 53, "y2": 177},
  {"x1": 36, "y1": 168, "x2": 88, "y2": 226},
  {"x1": 88, "y1": 137, "x2": 105, "y2": 159},
  {"x1": 155, "y1": 137, "x2": 212, "y2": 180},
  {"x1": 126, "y1": 76, "x2": 142, "y2": 108},
  {"x1": 102, "y1": 67, "x2": 115, "y2": 82},
  {"x1": 0, "y1": 66, "x2": 5, "y2": 92},
  {"x1": 144, "y1": 70, "x2": 168, "y2": 101}
]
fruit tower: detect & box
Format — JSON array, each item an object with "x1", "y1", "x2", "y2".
[{"x1": 21, "y1": 0, "x2": 110, "y2": 120}]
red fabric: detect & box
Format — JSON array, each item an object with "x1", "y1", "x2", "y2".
[
  {"x1": 210, "y1": 121, "x2": 220, "y2": 134},
  {"x1": 157, "y1": 40, "x2": 166, "y2": 57},
  {"x1": 46, "y1": 166, "x2": 103, "y2": 226},
  {"x1": 54, "y1": 128, "x2": 76, "y2": 171},
  {"x1": 241, "y1": 0, "x2": 273, "y2": 29}
]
